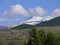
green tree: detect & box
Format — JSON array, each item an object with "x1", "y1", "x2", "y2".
[
  {"x1": 38, "y1": 30, "x2": 46, "y2": 45},
  {"x1": 27, "y1": 28, "x2": 39, "y2": 45},
  {"x1": 56, "y1": 35, "x2": 60, "y2": 45},
  {"x1": 46, "y1": 32, "x2": 56, "y2": 45},
  {"x1": 26, "y1": 29, "x2": 58, "y2": 45}
]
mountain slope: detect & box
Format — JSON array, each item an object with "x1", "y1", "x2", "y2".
[
  {"x1": 10, "y1": 16, "x2": 42, "y2": 30},
  {"x1": 11, "y1": 16, "x2": 60, "y2": 30},
  {"x1": 9, "y1": 16, "x2": 42, "y2": 28},
  {"x1": 24, "y1": 16, "x2": 42, "y2": 25},
  {"x1": 36, "y1": 16, "x2": 60, "y2": 27},
  {"x1": 11, "y1": 24, "x2": 34, "y2": 30}
]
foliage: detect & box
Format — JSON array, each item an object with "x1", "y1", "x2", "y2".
[
  {"x1": 26, "y1": 28, "x2": 60, "y2": 45},
  {"x1": 27, "y1": 28, "x2": 39, "y2": 45},
  {"x1": 0, "y1": 27, "x2": 60, "y2": 45}
]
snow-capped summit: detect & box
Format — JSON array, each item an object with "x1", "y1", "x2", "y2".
[
  {"x1": 8, "y1": 16, "x2": 43, "y2": 28},
  {"x1": 24, "y1": 16, "x2": 42, "y2": 25}
]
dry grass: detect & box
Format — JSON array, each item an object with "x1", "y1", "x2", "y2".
[{"x1": 0, "y1": 26, "x2": 60, "y2": 45}]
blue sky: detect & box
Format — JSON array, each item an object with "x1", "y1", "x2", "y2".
[{"x1": 0, "y1": 0, "x2": 60, "y2": 26}]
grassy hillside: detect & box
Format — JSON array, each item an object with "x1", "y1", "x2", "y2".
[
  {"x1": 0, "y1": 26, "x2": 60, "y2": 45},
  {"x1": 0, "y1": 30, "x2": 29, "y2": 45}
]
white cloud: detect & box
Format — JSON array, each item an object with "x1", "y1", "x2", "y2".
[
  {"x1": 11, "y1": 4, "x2": 29, "y2": 16},
  {"x1": 1, "y1": 4, "x2": 47, "y2": 20},
  {"x1": 43, "y1": 8, "x2": 60, "y2": 21},
  {"x1": 2, "y1": 4, "x2": 29, "y2": 19},
  {"x1": 10, "y1": 4, "x2": 47, "y2": 17},
  {"x1": 35, "y1": 6, "x2": 47, "y2": 16},
  {"x1": 29, "y1": 6, "x2": 48, "y2": 16},
  {"x1": 51, "y1": 8, "x2": 60, "y2": 18},
  {"x1": 43, "y1": 16, "x2": 53, "y2": 21},
  {"x1": 1, "y1": 4, "x2": 60, "y2": 22}
]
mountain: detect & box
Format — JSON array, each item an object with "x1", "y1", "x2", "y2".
[
  {"x1": 36, "y1": 16, "x2": 60, "y2": 27},
  {"x1": 9, "y1": 16, "x2": 42, "y2": 28},
  {"x1": 11, "y1": 24, "x2": 34, "y2": 30},
  {"x1": 10, "y1": 16, "x2": 42, "y2": 30},
  {"x1": 11, "y1": 16, "x2": 43, "y2": 30},
  {"x1": 0, "y1": 26, "x2": 9, "y2": 30},
  {"x1": 24, "y1": 16, "x2": 42, "y2": 25},
  {"x1": 11, "y1": 16, "x2": 60, "y2": 30}
]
